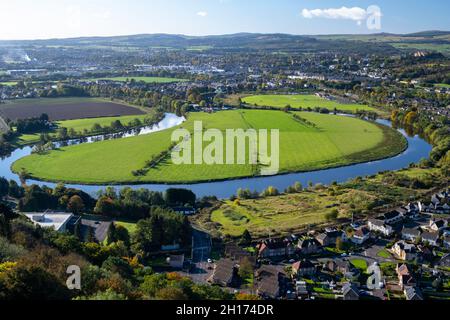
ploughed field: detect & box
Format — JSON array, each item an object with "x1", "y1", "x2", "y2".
[
  {"x1": 0, "y1": 98, "x2": 145, "y2": 121},
  {"x1": 12, "y1": 109, "x2": 407, "y2": 185},
  {"x1": 242, "y1": 94, "x2": 376, "y2": 113}
]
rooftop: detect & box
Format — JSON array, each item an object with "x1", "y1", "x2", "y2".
[{"x1": 24, "y1": 212, "x2": 74, "y2": 232}]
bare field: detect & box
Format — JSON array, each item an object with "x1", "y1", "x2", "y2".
[{"x1": 0, "y1": 98, "x2": 145, "y2": 121}]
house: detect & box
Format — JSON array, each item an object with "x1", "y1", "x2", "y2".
[
  {"x1": 401, "y1": 227, "x2": 421, "y2": 242},
  {"x1": 352, "y1": 227, "x2": 370, "y2": 245},
  {"x1": 292, "y1": 260, "x2": 316, "y2": 277},
  {"x1": 256, "y1": 265, "x2": 287, "y2": 299},
  {"x1": 392, "y1": 241, "x2": 418, "y2": 261},
  {"x1": 341, "y1": 283, "x2": 359, "y2": 301},
  {"x1": 380, "y1": 210, "x2": 404, "y2": 224},
  {"x1": 208, "y1": 259, "x2": 238, "y2": 287},
  {"x1": 404, "y1": 286, "x2": 423, "y2": 300},
  {"x1": 295, "y1": 281, "x2": 309, "y2": 299},
  {"x1": 24, "y1": 211, "x2": 75, "y2": 233},
  {"x1": 421, "y1": 232, "x2": 440, "y2": 247},
  {"x1": 80, "y1": 219, "x2": 112, "y2": 243},
  {"x1": 315, "y1": 229, "x2": 347, "y2": 246},
  {"x1": 368, "y1": 219, "x2": 394, "y2": 236},
  {"x1": 297, "y1": 238, "x2": 321, "y2": 255},
  {"x1": 325, "y1": 259, "x2": 358, "y2": 278},
  {"x1": 224, "y1": 243, "x2": 255, "y2": 265},
  {"x1": 167, "y1": 254, "x2": 185, "y2": 269},
  {"x1": 396, "y1": 264, "x2": 416, "y2": 289},
  {"x1": 257, "y1": 239, "x2": 296, "y2": 259},
  {"x1": 404, "y1": 203, "x2": 420, "y2": 216},
  {"x1": 444, "y1": 236, "x2": 450, "y2": 249},
  {"x1": 429, "y1": 219, "x2": 448, "y2": 233}
]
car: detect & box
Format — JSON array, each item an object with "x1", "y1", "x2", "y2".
[{"x1": 207, "y1": 259, "x2": 213, "y2": 264}]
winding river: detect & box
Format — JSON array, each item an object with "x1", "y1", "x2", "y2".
[{"x1": 0, "y1": 113, "x2": 432, "y2": 199}]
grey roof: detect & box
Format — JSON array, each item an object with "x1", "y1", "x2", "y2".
[
  {"x1": 404, "y1": 286, "x2": 423, "y2": 300},
  {"x1": 402, "y1": 228, "x2": 421, "y2": 237},
  {"x1": 422, "y1": 232, "x2": 439, "y2": 242}
]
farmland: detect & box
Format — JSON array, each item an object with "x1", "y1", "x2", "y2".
[
  {"x1": 0, "y1": 98, "x2": 145, "y2": 121},
  {"x1": 83, "y1": 76, "x2": 188, "y2": 83},
  {"x1": 14, "y1": 113, "x2": 153, "y2": 145},
  {"x1": 12, "y1": 109, "x2": 406, "y2": 185},
  {"x1": 242, "y1": 94, "x2": 376, "y2": 113}
]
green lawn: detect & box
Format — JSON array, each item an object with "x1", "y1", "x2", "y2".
[
  {"x1": 377, "y1": 249, "x2": 392, "y2": 259},
  {"x1": 350, "y1": 259, "x2": 368, "y2": 271},
  {"x1": 12, "y1": 109, "x2": 405, "y2": 185},
  {"x1": 242, "y1": 95, "x2": 376, "y2": 113},
  {"x1": 83, "y1": 76, "x2": 188, "y2": 83},
  {"x1": 13, "y1": 114, "x2": 153, "y2": 146},
  {"x1": 435, "y1": 83, "x2": 450, "y2": 89},
  {"x1": 115, "y1": 221, "x2": 138, "y2": 235}
]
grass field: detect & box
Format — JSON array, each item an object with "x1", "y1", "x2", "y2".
[
  {"x1": 208, "y1": 188, "x2": 378, "y2": 237},
  {"x1": 0, "y1": 82, "x2": 18, "y2": 86},
  {"x1": 12, "y1": 109, "x2": 406, "y2": 185},
  {"x1": 84, "y1": 76, "x2": 188, "y2": 83},
  {"x1": 242, "y1": 95, "x2": 376, "y2": 113},
  {"x1": 14, "y1": 114, "x2": 153, "y2": 145},
  {"x1": 435, "y1": 83, "x2": 450, "y2": 88}
]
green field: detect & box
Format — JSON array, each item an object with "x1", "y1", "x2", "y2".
[
  {"x1": 84, "y1": 76, "x2": 188, "y2": 83},
  {"x1": 14, "y1": 114, "x2": 153, "y2": 145},
  {"x1": 435, "y1": 83, "x2": 450, "y2": 88},
  {"x1": 242, "y1": 95, "x2": 376, "y2": 113},
  {"x1": 0, "y1": 82, "x2": 18, "y2": 86},
  {"x1": 208, "y1": 188, "x2": 378, "y2": 237},
  {"x1": 12, "y1": 109, "x2": 406, "y2": 184}
]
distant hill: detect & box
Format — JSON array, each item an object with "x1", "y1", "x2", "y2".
[{"x1": 0, "y1": 33, "x2": 400, "y2": 55}]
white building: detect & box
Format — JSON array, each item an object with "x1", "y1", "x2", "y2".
[{"x1": 24, "y1": 212, "x2": 74, "y2": 233}]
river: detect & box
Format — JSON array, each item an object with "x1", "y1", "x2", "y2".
[{"x1": 0, "y1": 114, "x2": 433, "y2": 199}]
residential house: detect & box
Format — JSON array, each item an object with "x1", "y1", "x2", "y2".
[
  {"x1": 208, "y1": 259, "x2": 238, "y2": 287},
  {"x1": 292, "y1": 260, "x2": 316, "y2": 277},
  {"x1": 368, "y1": 219, "x2": 394, "y2": 236},
  {"x1": 380, "y1": 210, "x2": 404, "y2": 224},
  {"x1": 429, "y1": 219, "x2": 448, "y2": 233},
  {"x1": 392, "y1": 241, "x2": 418, "y2": 261},
  {"x1": 352, "y1": 227, "x2": 370, "y2": 245},
  {"x1": 24, "y1": 212, "x2": 75, "y2": 233},
  {"x1": 396, "y1": 264, "x2": 416, "y2": 289},
  {"x1": 404, "y1": 286, "x2": 423, "y2": 301},
  {"x1": 256, "y1": 265, "x2": 287, "y2": 299},
  {"x1": 297, "y1": 238, "x2": 321, "y2": 255},
  {"x1": 257, "y1": 239, "x2": 296, "y2": 259},
  {"x1": 421, "y1": 232, "x2": 440, "y2": 247},
  {"x1": 325, "y1": 259, "x2": 359, "y2": 279},
  {"x1": 80, "y1": 219, "x2": 112, "y2": 243},
  {"x1": 402, "y1": 227, "x2": 421, "y2": 243},
  {"x1": 225, "y1": 243, "x2": 255, "y2": 265},
  {"x1": 315, "y1": 229, "x2": 347, "y2": 246},
  {"x1": 341, "y1": 283, "x2": 360, "y2": 301},
  {"x1": 295, "y1": 281, "x2": 309, "y2": 299}
]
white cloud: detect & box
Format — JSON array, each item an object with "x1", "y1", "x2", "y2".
[
  {"x1": 197, "y1": 11, "x2": 208, "y2": 17},
  {"x1": 302, "y1": 6, "x2": 368, "y2": 22}
]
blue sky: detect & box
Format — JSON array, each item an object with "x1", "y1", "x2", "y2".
[{"x1": 0, "y1": 0, "x2": 449, "y2": 40}]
